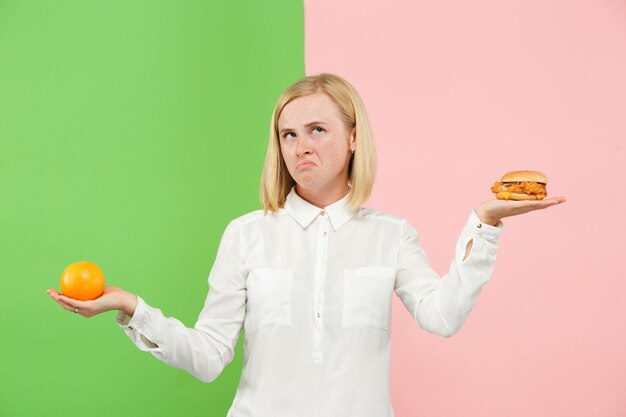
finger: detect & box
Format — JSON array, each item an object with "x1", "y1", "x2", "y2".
[
  {"x1": 47, "y1": 289, "x2": 61, "y2": 300},
  {"x1": 62, "y1": 296, "x2": 95, "y2": 318},
  {"x1": 521, "y1": 197, "x2": 563, "y2": 207},
  {"x1": 542, "y1": 196, "x2": 566, "y2": 204},
  {"x1": 48, "y1": 289, "x2": 61, "y2": 302},
  {"x1": 502, "y1": 200, "x2": 557, "y2": 216},
  {"x1": 60, "y1": 301, "x2": 86, "y2": 316},
  {"x1": 55, "y1": 297, "x2": 77, "y2": 313},
  {"x1": 503, "y1": 199, "x2": 547, "y2": 210},
  {"x1": 539, "y1": 197, "x2": 567, "y2": 208},
  {"x1": 58, "y1": 294, "x2": 87, "y2": 310}
]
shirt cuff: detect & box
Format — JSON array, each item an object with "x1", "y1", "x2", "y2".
[
  {"x1": 462, "y1": 209, "x2": 504, "y2": 237},
  {"x1": 115, "y1": 295, "x2": 161, "y2": 349}
]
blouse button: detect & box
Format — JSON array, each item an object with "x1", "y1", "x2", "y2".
[
  {"x1": 320, "y1": 211, "x2": 326, "y2": 216},
  {"x1": 477, "y1": 223, "x2": 482, "y2": 228}
]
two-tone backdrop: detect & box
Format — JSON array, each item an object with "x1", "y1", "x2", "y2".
[{"x1": 1, "y1": 1, "x2": 624, "y2": 416}]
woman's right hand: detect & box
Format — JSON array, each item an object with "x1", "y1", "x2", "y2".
[{"x1": 47, "y1": 285, "x2": 136, "y2": 318}]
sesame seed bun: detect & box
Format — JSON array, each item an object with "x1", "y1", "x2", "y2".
[{"x1": 501, "y1": 170, "x2": 548, "y2": 184}]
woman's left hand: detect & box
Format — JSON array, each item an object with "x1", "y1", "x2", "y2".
[{"x1": 475, "y1": 196, "x2": 567, "y2": 226}]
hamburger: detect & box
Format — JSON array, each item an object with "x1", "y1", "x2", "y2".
[{"x1": 490, "y1": 170, "x2": 548, "y2": 200}]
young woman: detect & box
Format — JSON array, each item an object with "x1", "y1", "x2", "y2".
[{"x1": 47, "y1": 73, "x2": 566, "y2": 417}]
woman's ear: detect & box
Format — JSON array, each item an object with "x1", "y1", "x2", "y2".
[{"x1": 350, "y1": 127, "x2": 356, "y2": 149}]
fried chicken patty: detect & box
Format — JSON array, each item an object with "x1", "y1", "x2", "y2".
[{"x1": 490, "y1": 181, "x2": 547, "y2": 197}]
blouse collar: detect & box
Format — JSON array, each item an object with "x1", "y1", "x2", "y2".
[{"x1": 284, "y1": 185, "x2": 359, "y2": 231}]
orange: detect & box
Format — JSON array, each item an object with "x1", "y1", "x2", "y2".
[{"x1": 60, "y1": 261, "x2": 106, "y2": 301}]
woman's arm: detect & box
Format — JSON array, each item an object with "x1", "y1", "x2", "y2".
[
  {"x1": 395, "y1": 209, "x2": 503, "y2": 337},
  {"x1": 396, "y1": 196, "x2": 565, "y2": 337},
  {"x1": 115, "y1": 219, "x2": 247, "y2": 383},
  {"x1": 120, "y1": 292, "x2": 138, "y2": 317}
]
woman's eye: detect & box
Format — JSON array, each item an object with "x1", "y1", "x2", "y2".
[{"x1": 282, "y1": 127, "x2": 324, "y2": 139}]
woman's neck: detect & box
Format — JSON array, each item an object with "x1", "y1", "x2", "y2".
[{"x1": 295, "y1": 183, "x2": 350, "y2": 208}]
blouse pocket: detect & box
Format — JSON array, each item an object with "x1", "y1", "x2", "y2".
[
  {"x1": 342, "y1": 265, "x2": 396, "y2": 331},
  {"x1": 245, "y1": 267, "x2": 293, "y2": 331}
]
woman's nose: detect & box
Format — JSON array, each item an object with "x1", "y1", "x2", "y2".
[{"x1": 295, "y1": 137, "x2": 313, "y2": 156}]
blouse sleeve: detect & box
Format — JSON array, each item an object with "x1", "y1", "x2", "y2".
[
  {"x1": 394, "y1": 209, "x2": 504, "y2": 337},
  {"x1": 115, "y1": 219, "x2": 247, "y2": 383}
]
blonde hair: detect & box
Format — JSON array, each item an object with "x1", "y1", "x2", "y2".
[{"x1": 259, "y1": 73, "x2": 377, "y2": 215}]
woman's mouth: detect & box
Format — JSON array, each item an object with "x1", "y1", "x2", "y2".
[{"x1": 297, "y1": 161, "x2": 316, "y2": 169}]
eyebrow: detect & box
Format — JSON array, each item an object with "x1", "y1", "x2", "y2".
[{"x1": 279, "y1": 121, "x2": 327, "y2": 134}]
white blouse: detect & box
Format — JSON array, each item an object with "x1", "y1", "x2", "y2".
[{"x1": 116, "y1": 185, "x2": 504, "y2": 417}]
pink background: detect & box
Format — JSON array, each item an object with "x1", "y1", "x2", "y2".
[{"x1": 305, "y1": 1, "x2": 626, "y2": 416}]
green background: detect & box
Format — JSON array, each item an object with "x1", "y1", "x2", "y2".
[{"x1": 0, "y1": 1, "x2": 303, "y2": 416}]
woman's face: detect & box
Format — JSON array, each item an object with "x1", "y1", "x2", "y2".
[{"x1": 277, "y1": 92, "x2": 355, "y2": 195}]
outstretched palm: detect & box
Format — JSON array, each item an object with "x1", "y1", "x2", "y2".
[
  {"x1": 47, "y1": 285, "x2": 128, "y2": 318},
  {"x1": 476, "y1": 196, "x2": 567, "y2": 225}
]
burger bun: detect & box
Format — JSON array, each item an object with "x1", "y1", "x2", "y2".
[
  {"x1": 495, "y1": 191, "x2": 542, "y2": 201},
  {"x1": 501, "y1": 170, "x2": 547, "y2": 184}
]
